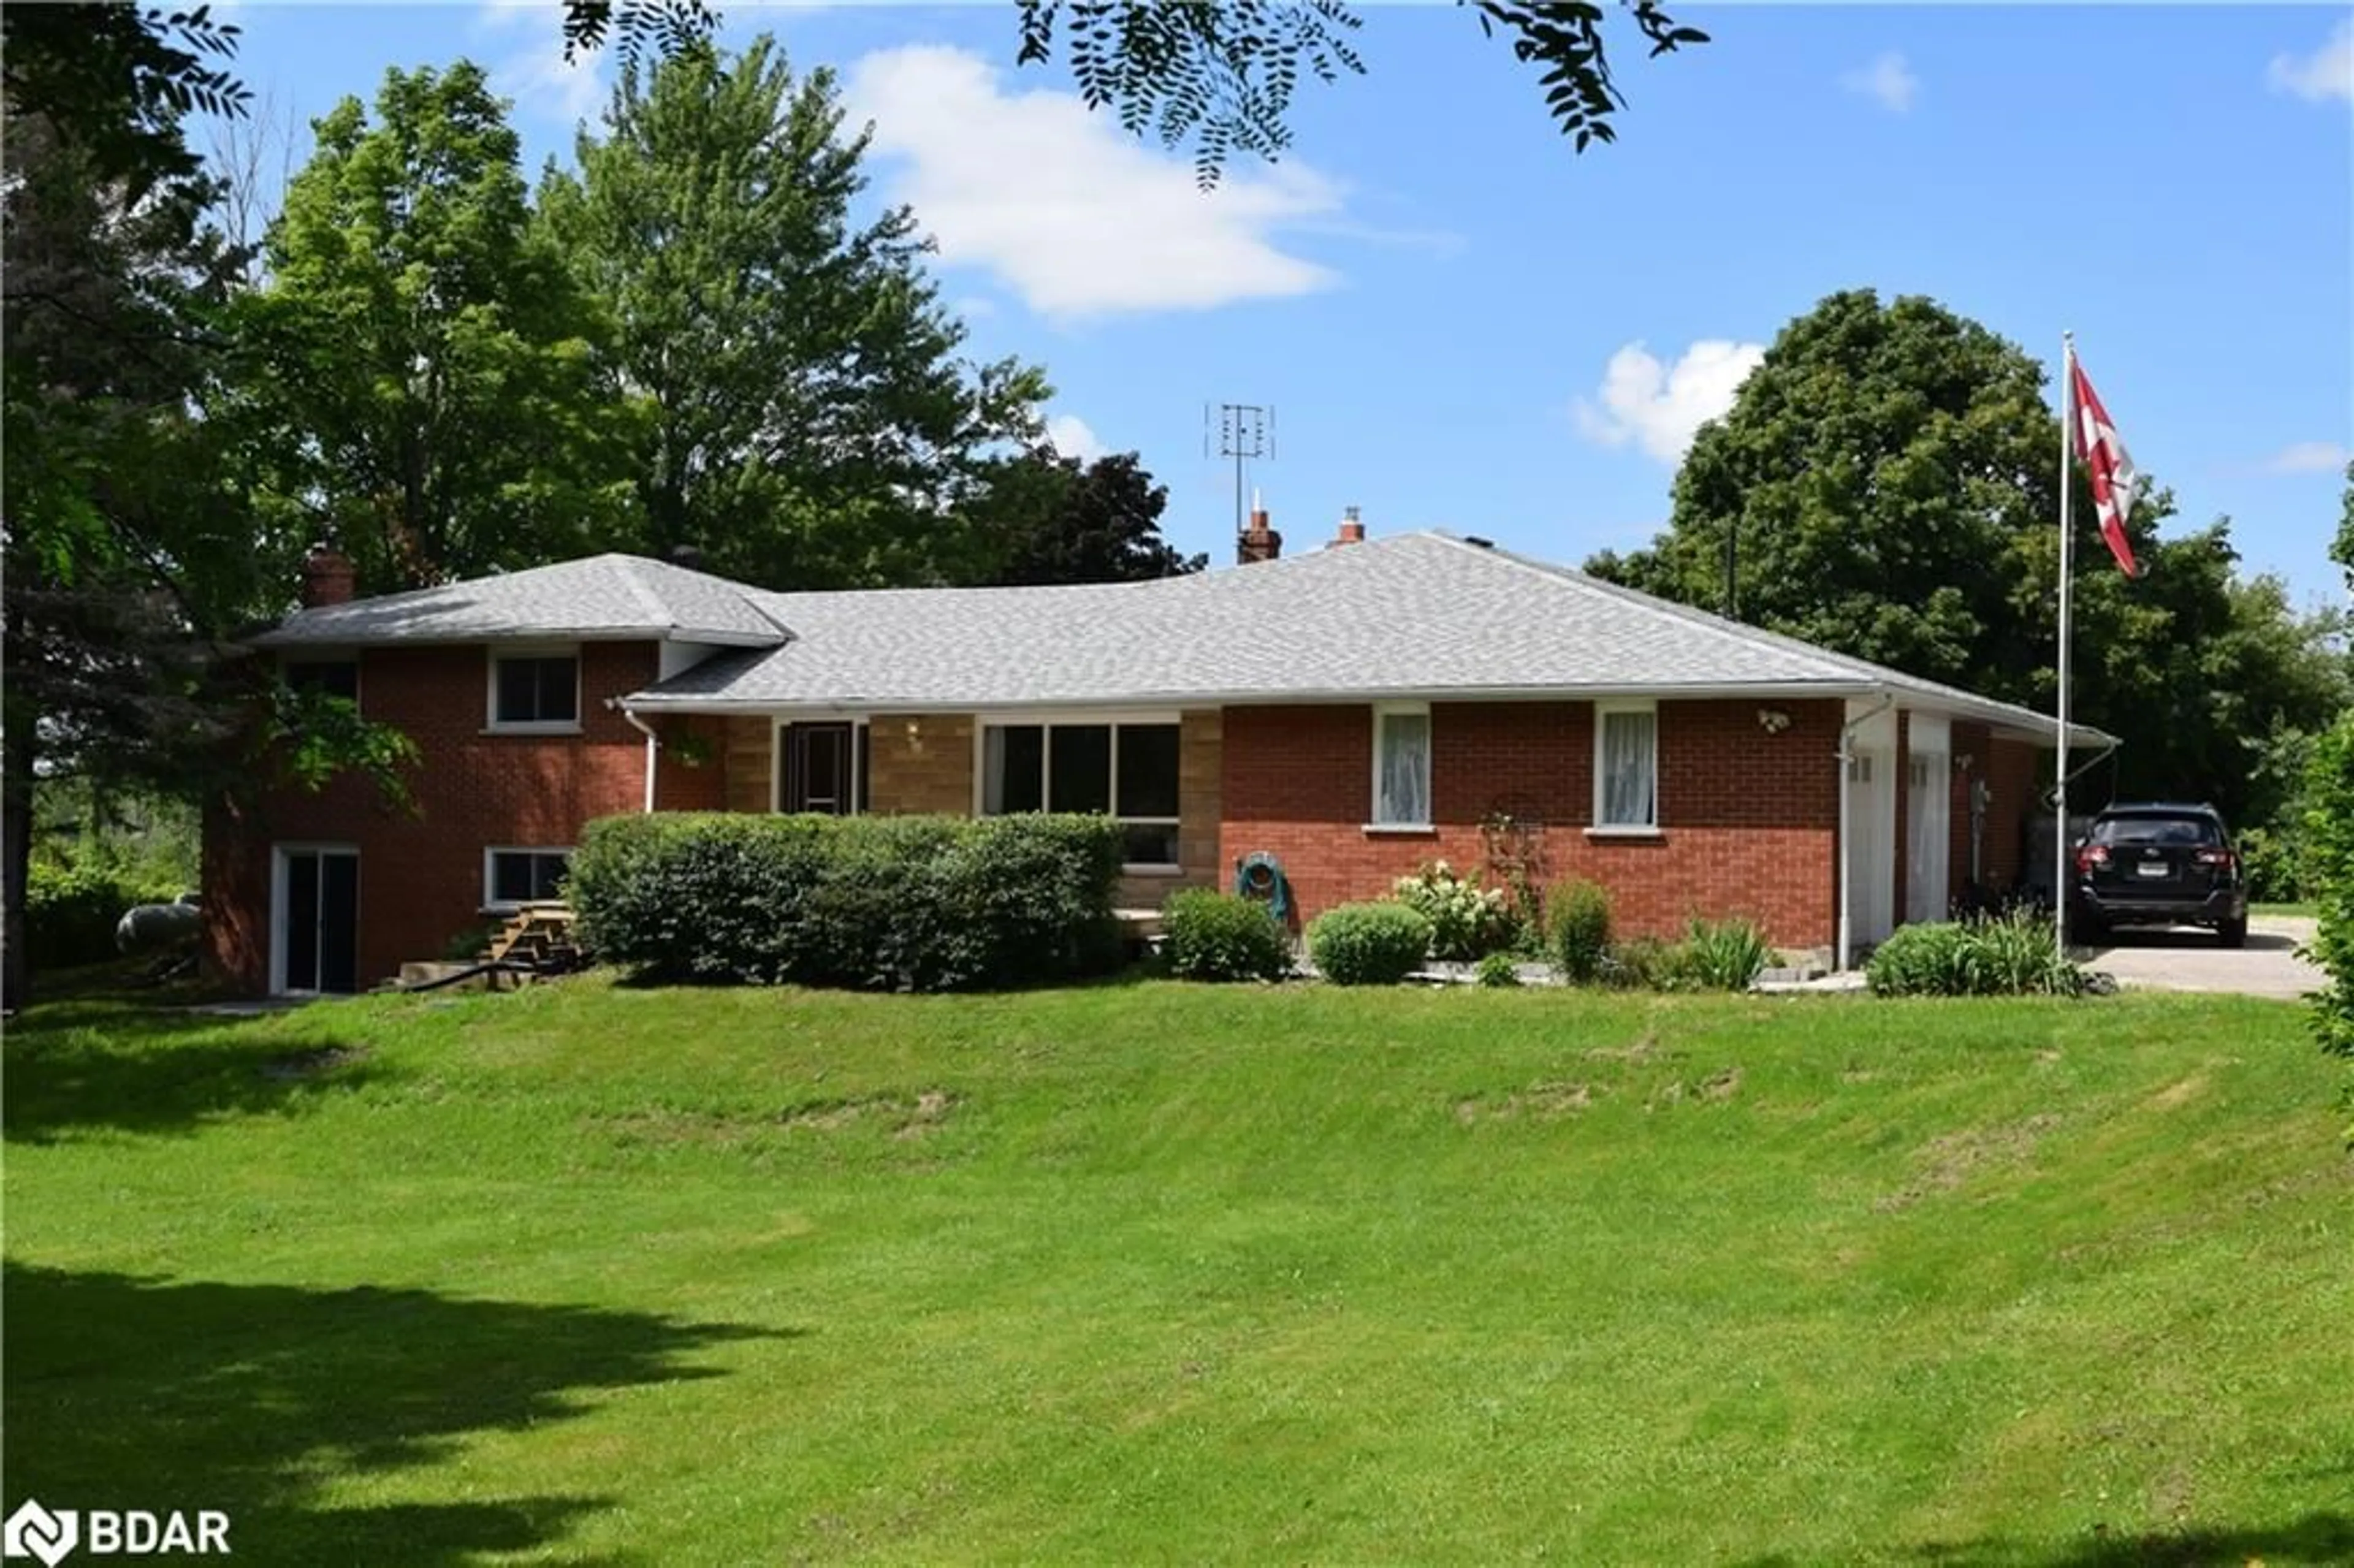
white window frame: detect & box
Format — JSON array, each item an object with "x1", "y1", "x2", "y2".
[
  {"x1": 486, "y1": 644, "x2": 583, "y2": 735},
  {"x1": 1591, "y1": 699, "x2": 1661, "y2": 835},
  {"x1": 771, "y1": 717, "x2": 869, "y2": 816},
  {"x1": 482, "y1": 846, "x2": 576, "y2": 913},
  {"x1": 971, "y1": 712, "x2": 1183, "y2": 873},
  {"x1": 1368, "y1": 702, "x2": 1434, "y2": 832}
]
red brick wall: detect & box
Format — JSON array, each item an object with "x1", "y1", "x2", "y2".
[
  {"x1": 1983, "y1": 736, "x2": 2041, "y2": 891},
  {"x1": 1219, "y1": 698, "x2": 1842, "y2": 949},
  {"x1": 204, "y1": 641, "x2": 677, "y2": 993}
]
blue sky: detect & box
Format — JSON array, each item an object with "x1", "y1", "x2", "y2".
[{"x1": 217, "y1": 3, "x2": 2352, "y2": 608}]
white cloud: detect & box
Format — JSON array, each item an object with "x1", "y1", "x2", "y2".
[
  {"x1": 1840, "y1": 51, "x2": 1921, "y2": 114},
  {"x1": 2260, "y1": 440, "x2": 2350, "y2": 474},
  {"x1": 476, "y1": 2, "x2": 607, "y2": 127},
  {"x1": 1046, "y1": 414, "x2": 1106, "y2": 462},
  {"x1": 2269, "y1": 21, "x2": 2353, "y2": 102},
  {"x1": 842, "y1": 45, "x2": 1341, "y2": 319},
  {"x1": 1573, "y1": 340, "x2": 1766, "y2": 465}
]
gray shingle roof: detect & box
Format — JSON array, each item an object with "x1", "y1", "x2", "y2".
[
  {"x1": 633, "y1": 531, "x2": 2100, "y2": 744},
  {"x1": 253, "y1": 554, "x2": 789, "y2": 648}
]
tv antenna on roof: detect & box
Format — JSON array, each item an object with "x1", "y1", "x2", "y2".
[{"x1": 1206, "y1": 402, "x2": 1275, "y2": 539}]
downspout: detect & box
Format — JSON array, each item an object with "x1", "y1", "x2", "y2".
[
  {"x1": 2041, "y1": 735, "x2": 2121, "y2": 812},
  {"x1": 2040, "y1": 734, "x2": 2121, "y2": 901},
  {"x1": 1835, "y1": 693, "x2": 1897, "y2": 973},
  {"x1": 621, "y1": 707, "x2": 660, "y2": 813}
]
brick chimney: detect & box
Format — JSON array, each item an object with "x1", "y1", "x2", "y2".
[
  {"x1": 1331, "y1": 505, "x2": 1366, "y2": 547},
  {"x1": 1238, "y1": 493, "x2": 1282, "y2": 565},
  {"x1": 299, "y1": 542, "x2": 357, "y2": 608}
]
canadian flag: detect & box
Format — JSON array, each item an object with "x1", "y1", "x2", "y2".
[{"x1": 2069, "y1": 357, "x2": 2141, "y2": 577}]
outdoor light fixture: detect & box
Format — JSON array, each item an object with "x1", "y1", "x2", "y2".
[{"x1": 1756, "y1": 707, "x2": 1791, "y2": 735}]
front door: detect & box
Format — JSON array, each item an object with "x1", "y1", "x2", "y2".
[
  {"x1": 278, "y1": 848, "x2": 359, "y2": 994},
  {"x1": 1843, "y1": 701, "x2": 1899, "y2": 950},
  {"x1": 781, "y1": 723, "x2": 861, "y2": 815},
  {"x1": 1905, "y1": 715, "x2": 1952, "y2": 926},
  {"x1": 1906, "y1": 752, "x2": 1952, "y2": 924}
]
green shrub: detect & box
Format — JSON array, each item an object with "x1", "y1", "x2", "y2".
[
  {"x1": 1598, "y1": 935, "x2": 1681, "y2": 992},
  {"x1": 442, "y1": 920, "x2": 506, "y2": 962},
  {"x1": 1968, "y1": 910, "x2": 2087, "y2": 996},
  {"x1": 1866, "y1": 912, "x2": 2085, "y2": 997},
  {"x1": 1391, "y1": 860, "x2": 1517, "y2": 961},
  {"x1": 1162, "y1": 889, "x2": 1291, "y2": 982},
  {"x1": 1550, "y1": 878, "x2": 1613, "y2": 984},
  {"x1": 1473, "y1": 951, "x2": 1523, "y2": 989},
  {"x1": 1864, "y1": 921, "x2": 1979, "y2": 997},
  {"x1": 2236, "y1": 824, "x2": 2305, "y2": 905},
  {"x1": 2303, "y1": 713, "x2": 2354, "y2": 1056},
  {"x1": 566, "y1": 812, "x2": 1124, "y2": 992},
  {"x1": 26, "y1": 860, "x2": 187, "y2": 971},
  {"x1": 1680, "y1": 916, "x2": 1769, "y2": 991},
  {"x1": 1308, "y1": 902, "x2": 1433, "y2": 986}
]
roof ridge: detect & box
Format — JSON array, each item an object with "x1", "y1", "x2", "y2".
[
  {"x1": 1420, "y1": 533, "x2": 1861, "y2": 685},
  {"x1": 612, "y1": 557, "x2": 677, "y2": 630},
  {"x1": 1430, "y1": 532, "x2": 2084, "y2": 728}
]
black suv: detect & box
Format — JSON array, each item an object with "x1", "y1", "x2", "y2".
[{"x1": 2068, "y1": 802, "x2": 2250, "y2": 947}]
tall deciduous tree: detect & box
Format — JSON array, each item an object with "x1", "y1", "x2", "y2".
[
  {"x1": 2, "y1": 102, "x2": 246, "y2": 1010},
  {"x1": 2333, "y1": 460, "x2": 2353, "y2": 597},
  {"x1": 562, "y1": 0, "x2": 1709, "y2": 187},
  {"x1": 970, "y1": 449, "x2": 1206, "y2": 586},
  {"x1": 221, "y1": 63, "x2": 634, "y2": 590},
  {"x1": 538, "y1": 37, "x2": 1049, "y2": 590},
  {"x1": 1590, "y1": 288, "x2": 2347, "y2": 829}
]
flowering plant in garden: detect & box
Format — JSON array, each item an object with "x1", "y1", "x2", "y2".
[{"x1": 1392, "y1": 860, "x2": 1517, "y2": 961}]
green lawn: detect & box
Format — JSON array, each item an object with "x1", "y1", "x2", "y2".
[
  {"x1": 7, "y1": 976, "x2": 2352, "y2": 1566},
  {"x1": 2255, "y1": 902, "x2": 2318, "y2": 919}
]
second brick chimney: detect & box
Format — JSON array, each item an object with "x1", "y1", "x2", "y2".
[
  {"x1": 1238, "y1": 495, "x2": 1282, "y2": 565},
  {"x1": 1331, "y1": 505, "x2": 1366, "y2": 547},
  {"x1": 299, "y1": 542, "x2": 357, "y2": 608}
]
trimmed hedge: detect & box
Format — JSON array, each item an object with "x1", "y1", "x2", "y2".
[
  {"x1": 1162, "y1": 889, "x2": 1291, "y2": 982},
  {"x1": 566, "y1": 812, "x2": 1125, "y2": 992},
  {"x1": 1308, "y1": 902, "x2": 1433, "y2": 986}
]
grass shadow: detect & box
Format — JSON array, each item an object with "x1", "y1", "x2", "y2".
[
  {"x1": 3, "y1": 1263, "x2": 793, "y2": 1564},
  {"x1": 2, "y1": 1001, "x2": 383, "y2": 1145},
  {"x1": 1733, "y1": 1514, "x2": 2354, "y2": 1567}
]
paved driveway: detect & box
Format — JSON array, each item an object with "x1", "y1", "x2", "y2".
[{"x1": 2085, "y1": 916, "x2": 2324, "y2": 1001}]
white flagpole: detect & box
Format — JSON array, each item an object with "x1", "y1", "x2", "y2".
[{"x1": 2054, "y1": 331, "x2": 2075, "y2": 955}]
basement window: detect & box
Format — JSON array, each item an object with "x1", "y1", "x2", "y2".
[
  {"x1": 485, "y1": 848, "x2": 573, "y2": 911},
  {"x1": 488, "y1": 650, "x2": 581, "y2": 732},
  {"x1": 980, "y1": 720, "x2": 1181, "y2": 869}
]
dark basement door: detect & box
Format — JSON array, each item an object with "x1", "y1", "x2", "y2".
[{"x1": 282, "y1": 848, "x2": 359, "y2": 994}]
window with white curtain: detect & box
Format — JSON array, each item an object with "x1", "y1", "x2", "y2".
[
  {"x1": 1373, "y1": 706, "x2": 1433, "y2": 826},
  {"x1": 1594, "y1": 704, "x2": 1658, "y2": 829}
]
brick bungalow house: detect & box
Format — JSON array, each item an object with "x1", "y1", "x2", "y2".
[{"x1": 204, "y1": 510, "x2": 2105, "y2": 995}]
